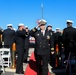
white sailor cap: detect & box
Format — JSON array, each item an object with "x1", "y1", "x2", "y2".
[
  {"x1": 39, "y1": 19, "x2": 47, "y2": 25},
  {"x1": 7, "y1": 24, "x2": 12, "y2": 27},
  {"x1": 18, "y1": 23, "x2": 24, "y2": 26},
  {"x1": 25, "y1": 26, "x2": 28, "y2": 28},
  {"x1": 66, "y1": 20, "x2": 74, "y2": 23},
  {"x1": 47, "y1": 24, "x2": 52, "y2": 27},
  {"x1": 25, "y1": 26, "x2": 28, "y2": 29},
  {"x1": 56, "y1": 28, "x2": 60, "y2": 30}
]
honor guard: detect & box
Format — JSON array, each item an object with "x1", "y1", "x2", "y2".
[
  {"x1": 15, "y1": 23, "x2": 26, "y2": 74},
  {"x1": 24, "y1": 26, "x2": 30, "y2": 63},
  {"x1": 63, "y1": 20, "x2": 76, "y2": 60},
  {"x1": 54, "y1": 28, "x2": 62, "y2": 67},
  {"x1": 2, "y1": 24, "x2": 15, "y2": 48},
  {"x1": 2, "y1": 24, "x2": 15, "y2": 55},
  {"x1": 46, "y1": 25, "x2": 56, "y2": 70},
  {"x1": 54, "y1": 28, "x2": 61, "y2": 52}
]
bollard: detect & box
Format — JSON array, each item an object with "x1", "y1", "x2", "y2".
[{"x1": 11, "y1": 43, "x2": 16, "y2": 69}]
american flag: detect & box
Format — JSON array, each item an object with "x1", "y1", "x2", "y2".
[{"x1": 36, "y1": 19, "x2": 40, "y2": 24}]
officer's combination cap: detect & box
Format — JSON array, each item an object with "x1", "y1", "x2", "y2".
[{"x1": 39, "y1": 19, "x2": 47, "y2": 25}]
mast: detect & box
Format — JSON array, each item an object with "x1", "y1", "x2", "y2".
[{"x1": 41, "y1": 3, "x2": 44, "y2": 19}]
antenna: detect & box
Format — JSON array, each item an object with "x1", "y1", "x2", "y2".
[{"x1": 41, "y1": 3, "x2": 43, "y2": 19}]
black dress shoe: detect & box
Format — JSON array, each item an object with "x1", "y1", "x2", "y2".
[
  {"x1": 15, "y1": 72, "x2": 20, "y2": 74},
  {"x1": 0, "y1": 70, "x2": 3, "y2": 74},
  {"x1": 20, "y1": 71, "x2": 24, "y2": 74},
  {"x1": 16, "y1": 71, "x2": 24, "y2": 74},
  {"x1": 23, "y1": 59, "x2": 27, "y2": 63}
]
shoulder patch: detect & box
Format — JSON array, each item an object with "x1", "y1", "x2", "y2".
[
  {"x1": 51, "y1": 32, "x2": 52, "y2": 35},
  {"x1": 32, "y1": 28, "x2": 36, "y2": 32}
]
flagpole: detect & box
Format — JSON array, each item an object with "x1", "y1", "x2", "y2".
[{"x1": 41, "y1": 3, "x2": 43, "y2": 19}]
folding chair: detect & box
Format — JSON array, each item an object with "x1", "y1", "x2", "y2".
[
  {"x1": 0, "y1": 48, "x2": 11, "y2": 67},
  {"x1": 0, "y1": 52, "x2": 5, "y2": 73}
]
